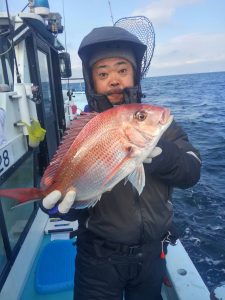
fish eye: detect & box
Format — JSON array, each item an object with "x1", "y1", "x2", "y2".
[{"x1": 134, "y1": 110, "x2": 147, "y2": 121}]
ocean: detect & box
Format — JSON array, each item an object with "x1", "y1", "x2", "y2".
[{"x1": 142, "y1": 71, "x2": 225, "y2": 291}]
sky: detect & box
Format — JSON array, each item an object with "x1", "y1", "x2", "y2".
[{"x1": 1, "y1": 0, "x2": 225, "y2": 77}]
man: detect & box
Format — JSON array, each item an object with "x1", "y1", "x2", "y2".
[{"x1": 42, "y1": 26, "x2": 201, "y2": 300}]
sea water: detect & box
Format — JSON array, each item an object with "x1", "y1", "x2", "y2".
[{"x1": 142, "y1": 71, "x2": 225, "y2": 290}]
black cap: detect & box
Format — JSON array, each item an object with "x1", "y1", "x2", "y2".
[{"x1": 78, "y1": 26, "x2": 146, "y2": 73}]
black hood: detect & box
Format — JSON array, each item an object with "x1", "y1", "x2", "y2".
[{"x1": 78, "y1": 26, "x2": 147, "y2": 112}]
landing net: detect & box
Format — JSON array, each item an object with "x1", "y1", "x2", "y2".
[{"x1": 114, "y1": 16, "x2": 155, "y2": 78}]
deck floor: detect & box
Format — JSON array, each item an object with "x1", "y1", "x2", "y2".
[{"x1": 20, "y1": 235, "x2": 172, "y2": 300}]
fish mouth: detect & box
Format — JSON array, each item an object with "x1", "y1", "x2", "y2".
[{"x1": 142, "y1": 114, "x2": 174, "y2": 148}]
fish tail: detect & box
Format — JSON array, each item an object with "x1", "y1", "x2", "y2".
[{"x1": 0, "y1": 188, "x2": 43, "y2": 203}]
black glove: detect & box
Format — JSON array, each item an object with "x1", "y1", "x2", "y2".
[
  {"x1": 146, "y1": 139, "x2": 180, "y2": 174},
  {"x1": 145, "y1": 139, "x2": 201, "y2": 188}
]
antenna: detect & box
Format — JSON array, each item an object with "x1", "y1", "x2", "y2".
[
  {"x1": 107, "y1": 0, "x2": 114, "y2": 25},
  {"x1": 5, "y1": 0, "x2": 21, "y2": 83},
  {"x1": 62, "y1": 0, "x2": 67, "y2": 52},
  {"x1": 61, "y1": 0, "x2": 70, "y2": 84}
]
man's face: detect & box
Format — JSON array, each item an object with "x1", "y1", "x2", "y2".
[{"x1": 92, "y1": 57, "x2": 135, "y2": 105}]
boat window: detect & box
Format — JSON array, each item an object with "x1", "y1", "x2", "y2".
[
  {"x1": 62, "y1": 81, "x2": 85, "y2": 93},
  {"x1": 0, "y1": 36, "x2": 13, "y2": 88},
  {"x1": 0, "y1": 61, "x2": 3, "y2": 84},
  {"x1": 0, "y1": 155, "x2": 34, "y2": 249},
  {"x1": 0, "y1": 234, "x2": 7, "y2": 274},
  {"x1": 37, "y1": 50, "x2": 54, "y2": 116},
  {"x1": 37, "y1": 49, "x2": 59, "y2": 159},
  {"x1": 22, "y1": 44, "x2": 31, "y2": 83},
  {"x1": 5, "y1": 59, "x2": 13, "y2": 88}
]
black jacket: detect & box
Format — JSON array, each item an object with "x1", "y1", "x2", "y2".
[{"x1": 58, "y1": 120, "x2": 201, "y2": 245}]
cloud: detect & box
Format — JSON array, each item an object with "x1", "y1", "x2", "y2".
[
  {"x1": 69, "y1": 32, "x2": 225, "y2": 77},
  {"x1": 149, "y1": 32, "x2": 225, "y2": 76},
  {"x1": 65, "y1": 25, "x2": 225, "y2": 78},
  {"x1": 133, "y1": 0, "x2": 201, "y2": 25}
]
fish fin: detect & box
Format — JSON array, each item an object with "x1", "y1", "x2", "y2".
[
  {"x1": 41, "y1": 113, "x2": 97, "y2": 188},
  {"x1": 101, "y1": 143, "x2": 142, "y2": 189},
  {"x1": 0, "y1": 188, "x2": 43, "y2": 203},
  {"x1": 126, "y1": 163, "x2": 145, "y2": 195},
  {"x1": 101, "y1": 155, "x2": 131, "y2": 189},
  {"x1": 74, "y1": 195, "x2": 102, "y2": 209}
]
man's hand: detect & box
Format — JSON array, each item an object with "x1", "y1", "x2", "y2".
[
  {"x1": 143, "y1": 146, "x2": 162, "y2": 164},
  {"x1": 40, "y1": 189, "x2": 76, "y2": 215}
]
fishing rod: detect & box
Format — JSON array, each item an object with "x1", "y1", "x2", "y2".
[{"x1": 107, "y1": 0, "x2": 115, "y2": 25}]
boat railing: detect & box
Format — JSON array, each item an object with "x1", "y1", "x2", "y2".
[
  {"x1": 61, "y1": 78, "x2": 87, "y2": 124},
  {"x1": 61, "y1": 77, "x2": 85, "y2": 93}
]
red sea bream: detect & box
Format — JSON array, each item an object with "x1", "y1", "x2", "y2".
[{"x1": 0, "y1": 103, "x2": 173, "y2": 208}]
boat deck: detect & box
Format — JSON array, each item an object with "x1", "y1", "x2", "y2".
[
  {"x1": 21, "y1": 235, "x2": 74, "y2": 300},
  {"x1": 20, "y1": 234, "x2": 173, "y2": 300},
  {"x1": 0, "y1": 211, "x2": 210, "y2": 300}
]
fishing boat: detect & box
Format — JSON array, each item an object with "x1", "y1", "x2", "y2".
[
  {"x1": 62, "y1": 77, "x2": 88, "y2": 126},
  {"x1": 0, "y1": 1, "x2": 218, "y2": 299}
]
